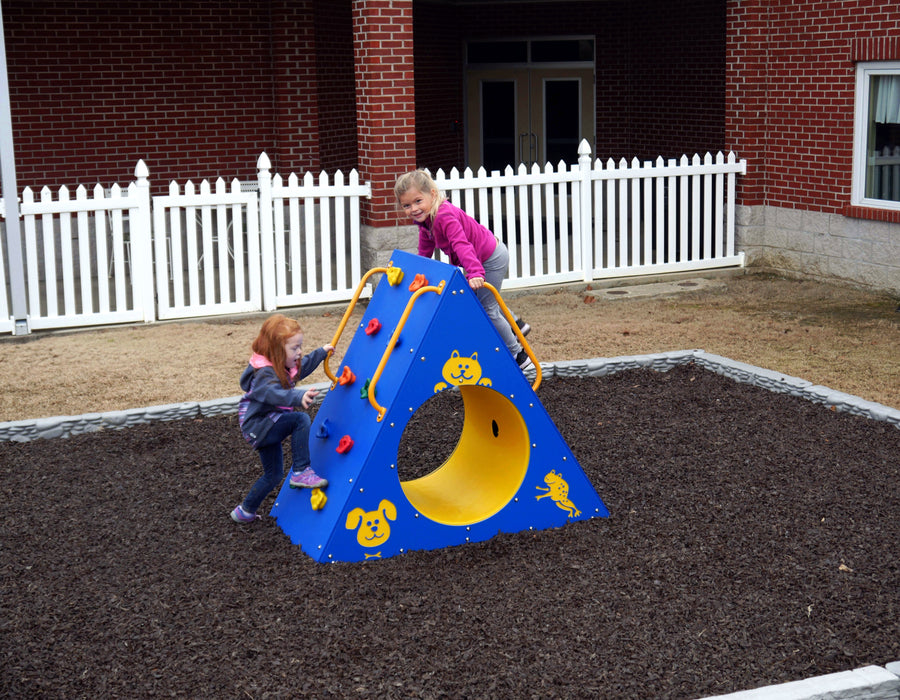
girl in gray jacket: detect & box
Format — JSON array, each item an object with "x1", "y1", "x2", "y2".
[{"x1": 230, "y1": 314, "x2": 334, "y2": 523}]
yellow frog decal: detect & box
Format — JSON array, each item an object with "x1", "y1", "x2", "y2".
[
  {"x1": 434, "y1": 350, "x2": 493, "y2": 393},
  {"x1": 535, "y1": 470, "x2": 581, "y2": 517}
]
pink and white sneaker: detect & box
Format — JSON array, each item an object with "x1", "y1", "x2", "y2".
[
  {"x1": 230, "y1": 505, "x2": 260, "y2": 523},
  {"x1": 289, "y1": 467, "x2": 328, "y2": 489}
]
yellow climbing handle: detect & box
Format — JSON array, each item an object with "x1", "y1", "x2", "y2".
[
  {"x1": 484, "y1": 282, "x2": 542, "y2": 391},
  {"x1": 322, "y1": 266, "x2": 391, "y2": 384},
  {"x1": 369, "y1": 281, "x2": 445, "y2": 421}
]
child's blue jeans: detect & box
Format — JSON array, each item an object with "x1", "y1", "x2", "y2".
[{"x1": 242, "y1": 412, "x2": 311, "y2": 513}]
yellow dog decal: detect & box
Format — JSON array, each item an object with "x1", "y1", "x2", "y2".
[{"x1": 346, "y1": 499, "x2": 397, "y2": 549}]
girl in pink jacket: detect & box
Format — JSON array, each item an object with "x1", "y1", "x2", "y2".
[{"x1": 394, "y1": 169, "x2": 532, "y2": 369}]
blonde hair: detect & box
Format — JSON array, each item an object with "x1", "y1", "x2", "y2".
[
  {"x1": 394, "y1": 170, "x2": 445, "y2": 223},
  {"x1": 252, "y1": 313, "x2": 303, "y2": 387}
]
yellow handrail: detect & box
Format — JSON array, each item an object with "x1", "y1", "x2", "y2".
[
  {"x1": 368, "y1": 281, "x2": 445, "y2": 421},
  {"x1": 483, "y1": 282, "x2": 542, "y2": 391},
  {"x1": 322, "y1": 266, "x2": 390, "y2": 385}
]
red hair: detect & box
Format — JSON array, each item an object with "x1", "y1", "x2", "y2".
[{"x1": 252, "y1": 314, "x2": 302, "y2": 388}]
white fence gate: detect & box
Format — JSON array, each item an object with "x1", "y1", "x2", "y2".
[
  {"x1": 1, "y1": 143, "x2": 745, "y2": 335},
  {"x1": 153, "y1": 177, "x2": 262, "y2": 321}
]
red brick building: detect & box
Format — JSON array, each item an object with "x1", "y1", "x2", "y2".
[{"x1": 2, "y1": 0, "x2": 899, "y2": 293}]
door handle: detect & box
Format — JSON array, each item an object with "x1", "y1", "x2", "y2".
[
  {"x1": 519, "y1": 133, "x2": 528, "y2": 167},
  {"x1": 519, "y1": 132, "x2": 537, "y2": 167}
]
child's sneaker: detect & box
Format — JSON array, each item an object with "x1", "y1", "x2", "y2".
[
  {"x1": 516, "y1": 349, "x2": 534, "y2": 370},
  {"x1": 289, "y1": 467, "x2": 328, "y2": 489},
  {"x1": 516, "y1": 319, "x2": 531, "y2": 337},
  {"x1": 230, "y1": 504, "x2": 260, "y2": 523}
]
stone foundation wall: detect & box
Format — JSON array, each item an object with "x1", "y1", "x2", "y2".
[{"x1": 736, "y1": 205, "x2": 900, "y2": 296}]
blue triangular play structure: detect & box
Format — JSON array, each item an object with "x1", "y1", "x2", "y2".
[{"x1": 270, "y1": 249, "x2": 609, "y2": 562}]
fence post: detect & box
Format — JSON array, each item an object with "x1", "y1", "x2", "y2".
[
  {"x1": 256, "y1": 152, "x2": 276, "y2": 311},
  {"x1": 577, "y1": 139, "x2": 593, "y2": 282},
  {"x1": 130, "y1": 160, "x2": 155, "y2": 322},
  {"x1": 0, "y1": 7, "x2": 28, "y2": 334}
]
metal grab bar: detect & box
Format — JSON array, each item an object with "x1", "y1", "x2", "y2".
[
  {"x1": 322, "y1": 266, "x2": 390, "y2": 385},
  {"x1": 368, "y1": 281, "x2": 446, "y2": 421},
  {"x1": 483, "y1": 282, "x2": 542, "y2": 391}
]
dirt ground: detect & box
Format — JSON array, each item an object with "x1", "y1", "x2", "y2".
[
  {"x1": 1, "y1": 270, "x2": 899, "y2": 422},
  {"x1": 2, "y1": 271, "x2": 899, "y2": 698},
  {"x1": 2, "y1": 366, "x2": 898, "y2": 698}
]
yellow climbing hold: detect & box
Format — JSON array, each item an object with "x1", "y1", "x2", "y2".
[
  {"x1": 310, "y1": 488, "x2": 327, "y2": 511},
  {"x1": 386, "y1": 267, "x2": 404, "y2": 286}
]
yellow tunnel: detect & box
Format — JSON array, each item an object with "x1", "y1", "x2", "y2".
[{"x1": 400, "y1": 384, "x2": 531, "y2": 526}]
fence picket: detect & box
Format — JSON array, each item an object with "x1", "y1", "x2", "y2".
[
  {"x1": 75, "y1": 186, "x2": 92, "y2": 314},
  {"x1": 272, "y1": 173, "x2": 289, "y2": 296},
  {"x1": 490, "y1": 173, "x2": 504, "y2": 263},
  {"x1": 691, "y1": 154, "x2": 701, "y2": 261},
  {"x1": 629, "y1": 158, "x2": 640, "y2": 267},
  {"x1": 319, "y1": 171, "x2": 332, "y2": 293},
  {"x1": 654, "y1": 158, "x2": 666, "y2": 265},
  {"x1": 544, "y1": 163, "x2": 557, "y2": 275},
  {"x1": 477, "y1": 168, "x2": 489, "y2": 231},
  {"x1": 231, "y1": 179, "x2": 247, "y2": 305},
  {"x1": 92, "y1": 184, "x2": 110, "y2": 313},
  {"x1": 714, "y1": 153, "x2": 725, "y2": 259},
  {"x1": 305, "y1": 172, "x2": 320, "y2": 293},
  {"x1": 557, "y1": 164, "x2": 570, "y2": 273},
  {"x1": 503, "y1": 166, "x2": 519, "y2": 279},
  {"x1": 334, "y1": 170, "x2": 348, "y2": 291},
  {"x1": 185, "y1": 181, "x2": 201, "y2": 305},
  {"x1": 531, "y1": 164, "x2": 544, "y2": 277},
  {"x1": 679, "y1": 156, "x2": 690, "y2": 264},
  {"x1": 216, "y1": 179, "x2": 232, "y2": 304}
]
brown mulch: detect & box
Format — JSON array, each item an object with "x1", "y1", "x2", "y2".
[{"x1": 2, "y1": 365, "x2": 899, "y2": 699}]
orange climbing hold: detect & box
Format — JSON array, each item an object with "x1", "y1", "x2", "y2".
[
  {"x1": 408, "y1": 273, "x2": 428, "y2": 291},
  {"x1": 338, "y1": 365, "x2": 356, "y2": 386}
]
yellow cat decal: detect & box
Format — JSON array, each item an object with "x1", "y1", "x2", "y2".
[{"x1": 434, "y1": 350, "x2": 493, "y2": 392}]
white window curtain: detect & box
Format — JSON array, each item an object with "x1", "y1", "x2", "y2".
[{"x1": 874, "y1": 74, "x2": 900, "y2": 124}]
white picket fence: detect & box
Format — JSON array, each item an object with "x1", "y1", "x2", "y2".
[
  {"x1": 1, "y1": 142, "x2": 745, "y2": 334},
  {"x1": 435, "y1": 141, "x2": 746, "y2": 289},
  {"x1": 0, "y1": 153, "x2": 371, "y2": 333}
]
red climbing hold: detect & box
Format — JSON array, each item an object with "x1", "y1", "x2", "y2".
[
  {"x1": 365, "y1": 318, "x2": 381, "y2": 335},
  {"x1": 336, "y1": 435, "x2": 354, "y2": 454}
]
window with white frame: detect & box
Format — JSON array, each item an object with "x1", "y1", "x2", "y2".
[{"x1": 853, "y1": 62, "x2": 900, "y2": 209}]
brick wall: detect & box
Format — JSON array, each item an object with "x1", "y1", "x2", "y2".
[
  {"x1": 624, "y1": 1, "x2": 726, "y2": 160},
  {"x1": 725, "y1": 0, "x2": 900, "y2": 214},
  {"x1": 3, "y1": 0, "x2": 279, "y2": 192},
  {"x1": 270, "y1": 1, "x2": 319, "y2": 177},
  {"x1": 352, "y1": 0, "x2": 416, "y2": 227},
  {"x1": 4, "y1": 0, "x2": 726, "y2": 197},
  {"x1": 314, "y1": 0, "x2": 358, "y2": 173},
  {"x1": 412, "y1": 3, "x2": 464, "y2": 170}
]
